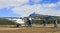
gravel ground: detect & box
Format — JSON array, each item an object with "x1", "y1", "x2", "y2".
[{"x1": 0, "y1": 24, "x2": 60, "y2": 33}]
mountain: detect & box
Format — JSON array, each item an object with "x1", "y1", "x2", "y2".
[{"x1": 29, "y1": 12, "x2": 60, "y2": 20}]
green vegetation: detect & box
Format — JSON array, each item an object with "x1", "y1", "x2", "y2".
[
  {"x1": 0, "y1": 16, "x2": 60, "y2": 25},
  {"x1": 0, "y1": 18, "x2": 16, "y2": 25},
  {"x1": 32, "y1": 16, "x2": 60, "y2": 24}
]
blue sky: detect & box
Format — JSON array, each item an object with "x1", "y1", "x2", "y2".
[
  {"x1": 0, "y1": 0, "x2": 60, "y2": 17},
  {"x1": 0, "y1": 7, "x2": 20, "y2": 17}
]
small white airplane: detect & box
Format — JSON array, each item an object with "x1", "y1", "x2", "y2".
[
  {"x1": 12, "y1": 18, "x2": 25, "y2": 26},
  {"x1": 11, "y1": 18, "x2": 32, "y2": 26}
]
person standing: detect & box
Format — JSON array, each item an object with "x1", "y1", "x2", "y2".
[
  {"x1": 16, "y1": 24, "x2": 20, "y2": 27},
  {"x1": 27, "y1": 18, "x2": 32, "y2": 27},
  {"x1": 53, "y1": 20, "x2": 58, "y2": 28},
  {"x1": 42, "y1": 19, "x2": 46, "y2": 27}
]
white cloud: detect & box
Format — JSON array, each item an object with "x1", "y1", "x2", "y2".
[
  {"x1": 56, "y1": 1, "x2": 60, "y2": 6},
  {"x1": 31, "y1": 0, "x2": 42, "y2": 3},
  {"x1": 0, "y1": 0, "x2": 29, "y2": 8},
  {"x1": 12, "y1": 5, "x2": 40, "y2": 17},
  {"x1": 0, "y1": 0, "x2": 60, "y2": 17},
  {"x1": 12, "y1": 3, "x2": 60, "y2": 17},
  {"x1": 42, "y1": 4, "x2": 56, "y2": 7}
]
